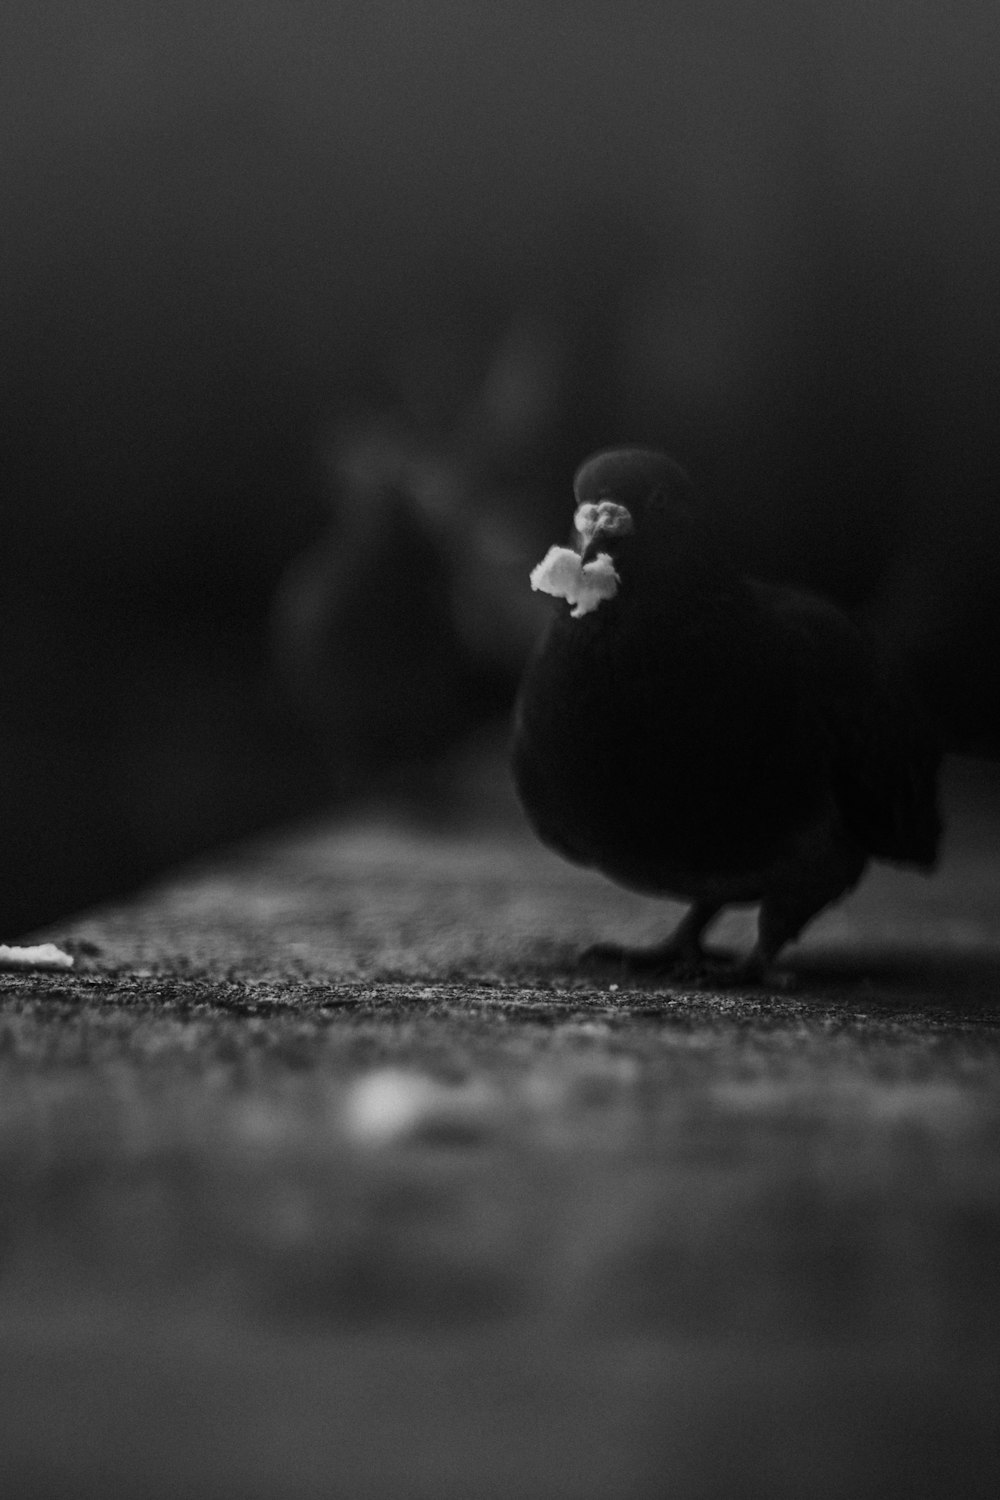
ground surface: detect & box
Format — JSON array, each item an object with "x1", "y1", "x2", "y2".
[{"x1": 2, "y1": 753, "x2": 999, "y2": 1498}]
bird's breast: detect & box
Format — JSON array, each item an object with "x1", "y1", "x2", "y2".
[{"x1": 511, "y1": 602, "x2": 830, "y2": 896}]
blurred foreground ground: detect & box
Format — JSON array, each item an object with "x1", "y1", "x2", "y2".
[{"x1": 1, "y1": 752, "x2": 999, "y2": 1498}]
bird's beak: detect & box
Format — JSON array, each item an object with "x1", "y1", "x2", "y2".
[{"x1": 580, "y1": 529, "x2": 612, "y2": 566}]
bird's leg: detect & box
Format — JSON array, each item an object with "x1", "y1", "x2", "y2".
[
  {"x1": 714, "y1": 912, "x2": 803, "y2": 989},
  {"x1": 581, "y1": 900, "x2": 721, "y2": 975},
  {"x1": 721, "y1": 841, "x2": 869, "y2": 988}
]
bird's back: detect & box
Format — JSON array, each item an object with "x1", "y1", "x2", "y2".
[{"x1": 750, "y1": 580, "x2": 942, "y2": 868}]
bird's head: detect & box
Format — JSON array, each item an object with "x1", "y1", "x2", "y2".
[
  {"x1": 572, "y1": 448, "x2": 695, "y2": 567},
  {"x1": 529, "y1": 447, "x2": 703, "y2": 618}
]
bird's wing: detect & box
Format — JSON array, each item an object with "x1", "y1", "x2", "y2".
[{"x1": 752, "y1": 581, "x2": 943, "y2": 868}]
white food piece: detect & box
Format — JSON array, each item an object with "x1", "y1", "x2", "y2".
[
  {"x1": 0, "y1": 942, "x2": 74, "y2": 970},
  {"x1": 529, "y1": 545, "x2": 619, "y2": 617}
]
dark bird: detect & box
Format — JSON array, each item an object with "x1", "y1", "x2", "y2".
[{"x1": 511, "y1": 448, "x2": 943, "y2": 981}]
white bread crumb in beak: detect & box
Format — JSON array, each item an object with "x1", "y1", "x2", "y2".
[{"x1": 530, "y1": 545, "x2": 619, "y2": 617}]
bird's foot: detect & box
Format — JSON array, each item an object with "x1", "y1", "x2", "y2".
[
  {"x1": 580, "y1": 939, "x2": 726, "y2": 983},
  {"x1": 696, "y1": 955, "x2": 765, "y2": 990},
  {"x1": 696, "y1": 950, "x2": 795, "y2": 992},
  {"x1": 581, "y1": 941, "x2": 792, "y2": 991}
]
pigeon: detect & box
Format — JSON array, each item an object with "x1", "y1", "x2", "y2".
[{"x1": 511, "y1": 447, "x2": 942, "y2": 981}]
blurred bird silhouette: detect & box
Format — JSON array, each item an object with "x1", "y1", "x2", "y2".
[
  {"x1": 512, "y1": 448, "x2": 943, "y2": 981},
  {"x1": 271, "y1": 426, "x2": 505, "y2": 798},
  {"x1": 268, "y1": 205, "x2": 675, "y2": 804},
  {"x1": 269, "y1": 406, "x2": 551, "y2": 802}
]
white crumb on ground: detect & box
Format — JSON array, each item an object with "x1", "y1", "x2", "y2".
[
  {"x1": 0, "y1": 942, "x2": 74, "y2": 970},
  {"x1": 530, "y1": 545, "x2": 619, "y2": 617}
]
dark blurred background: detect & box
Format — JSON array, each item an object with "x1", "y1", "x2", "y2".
[{"x1": 3, "y1": 1, "x2": 1000, "y2": 934}]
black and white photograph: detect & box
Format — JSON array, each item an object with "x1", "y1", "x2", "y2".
[{"x1": 2, "y1": 4, "x2": 999, "y2": 1496}]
